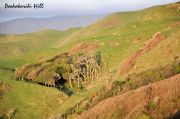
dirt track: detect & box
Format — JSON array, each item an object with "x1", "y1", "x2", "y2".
[{"x1": 119, "y1": 32, "x2": 166, "y2": 75}]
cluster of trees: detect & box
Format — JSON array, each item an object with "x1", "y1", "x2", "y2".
[{"x1": 14, "y1": 52, "x2": 106, "y2": 89}]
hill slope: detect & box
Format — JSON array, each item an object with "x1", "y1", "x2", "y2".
[
  {"x1": 0, "y1": 2, "x2": 179, "y2": 119},
  {"x1": 57, "y1": 2, "x2": 180, "y2": 69},
  {"x1": 77, "y1": 74, "x2": 180, "y2": 119},
  {"x1": 0, "y1": 15, "x2": 106, "y2": 35},
  {"x1": 0, "y1": 28, "x2": 80, "y2": 69}
]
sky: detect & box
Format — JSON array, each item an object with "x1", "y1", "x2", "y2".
[{"x1": 0, "y1": 0, "x2": 179, "y2": 22}]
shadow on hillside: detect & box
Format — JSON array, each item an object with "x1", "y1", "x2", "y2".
[
  {"x1": 168, "y1": 110, "x2": 180, "y2": 119},
  {"x1": 0, "y1": 67, "x2": 15, "y2": 72},
  {"x1": 55, "y1": 75, "x2": 73, "y2": 96},
  {"x1": 37, "y1": 82, "x2": 73, "y2": 96},
  {"x1": 61, "y1": 87, "x2": 73, "y2": 96}
]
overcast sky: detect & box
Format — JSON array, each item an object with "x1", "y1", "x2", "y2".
[{"x1": 0, "y1": 0, "x2": 179, "y2": 22}]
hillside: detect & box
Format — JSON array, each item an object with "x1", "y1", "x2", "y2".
[
  {"x1": 0, "y1": 15, "x2": 106, "y2": 35},
  {"x1": 77, "y1": 74, "x2": 180, "y2": 119},
  {"x1": 0, "y1": 2, "x2": 180, "y2": 119},
  {"x1": 0, "y1": 28, "x2": 80, "y2": 69},
  {"x1": 57, "y1": 2, "x2": 180, "y2": 69}
]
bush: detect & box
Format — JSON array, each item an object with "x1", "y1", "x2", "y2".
[
  {"x1": 112, "y1": 80, "x2": 125, "y2": 89},
  {"x1": 0, "y1": 81, "x2": 11, "y2": 98},
  {"x1": 128, "y1": 81, "x2": 138, "y2": 90},
  {"x1": 148, "y1": 100, "x2": 158, "y2": 110},
  {"x1": 0, "y1": 108, "x2": 16, "y2": 119},
  {"x1": 35, "y1": 71, "x2": 55, "y2": 86},
  {"x1": 174, "y1": 63, "x2": 180, "y2": 73}
]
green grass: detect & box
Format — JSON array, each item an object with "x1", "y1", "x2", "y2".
[
  {"x1": 137, "y1": 113, "x2": 150, "y2": 119},
  {"x1": 132, "y1": 28, "x2": 180, "y2": 74},
  {"x1": 0, "y1": 68, "x2": 107, "y2": 118},
  {"x1": 57, "y1": 4, "x2": 180, "y2": 69},
  {"x1": 0, "y1": 2, "x2": 179, "y2": 119},
  {"x1": 0, "y1": 69, "x2": 68, "y2": 119},
  {"x1": 0, "y1": 29, "x2": 79, "y2": 69}
]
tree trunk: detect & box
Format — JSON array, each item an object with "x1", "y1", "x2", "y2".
[
  {"x1": 69, "y1": 77, "x2": 72, "y2": 88},
  {"x1": 77, "y1": 75, "x2": 80, "y2": 87}
]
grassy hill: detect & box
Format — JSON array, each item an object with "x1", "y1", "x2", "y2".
[
  {"x1": 0, "y1": 69, "x2": 68, "y2": 119},
  {"x1": 57, "y1": 2, "x2": 180, "y2": 69},
  {"x1": 0, "y1": 28, "x2": 80, "y2": 69},
  {"x1": 0, "y1": 15, "x2": 106, "y2": 34},
  {"x1": 0, "y1": 2, "x2": 179, "y2": 119}
]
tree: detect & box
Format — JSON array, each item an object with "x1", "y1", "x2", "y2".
[{"x1": 95, "y1": 51, "x2": 102, "y2": 66}]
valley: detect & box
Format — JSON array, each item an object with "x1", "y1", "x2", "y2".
[{"x1": 0, "y1": 2, "x2": 180, "y2": 119}]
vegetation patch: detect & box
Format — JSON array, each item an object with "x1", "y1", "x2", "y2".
[
  {"x1": 0, "y1": 81, "x2": 11, "y2": 99},
  {"x1": 70, "y1": 43, "x2": 99, "y2": 53},
  {"x1": 14, "y1": 52, "x2": 106, "y2": 95},
  {"x1": 0, "y1": 108, "x2": 17, "y2": 119},
  {"x1": 62, "y1": 60, "x2": 180, "y2": 118}
]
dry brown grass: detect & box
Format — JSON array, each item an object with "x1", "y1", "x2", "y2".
[
  {"x1": 77, "y1": 74, "x2": 180, "y2": 119},
  {"x1": 0, "y1": 81, "x2": 11, "y2": 99},
  {"x1": 70, "y1": 43, "x2": 99, "y2": 53}
]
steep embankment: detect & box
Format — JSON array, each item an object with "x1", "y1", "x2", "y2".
[
  {"x1": 130, "y1": 30, "x2": 180, "y2": 74},
  {"x1": 78, "y1": 74, "x2": 180, "y2": 119},
  {"x1": 119, "y1": 32, "x2": 166, "y2": 74}
]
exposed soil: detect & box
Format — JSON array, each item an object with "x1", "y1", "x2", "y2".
[
  {"x1": 77, "y1": 74, "x2": 180, "y2": 119},
  {"x1": 119, "y1": 32, "x2": 166, "y2": 75},
  {"x1": 70, "y1": 43, "x2": 99, "y2": 53}
]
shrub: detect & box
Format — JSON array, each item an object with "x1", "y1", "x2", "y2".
[
  {"x1": 148, "y1": 100, "x2": 158, "y2": 110},
  {"x1": 35, "y1": 70, "x2": 55, "y2": 86},
  {"x1": 128, "y1": 81, "x2": 138, "y2": 90},
  {"x1": 95, "y1": 51, "x2": 102, "y2": 66},
  {"x1": 174, "y1": 63, "x2": 180, "y2": 73},
  {"x1": 112, "y1": 80, "x2": 125, "y2": 89},
  {"x1": 0, "y1": 81, "x2": 11, "y2": 98}
]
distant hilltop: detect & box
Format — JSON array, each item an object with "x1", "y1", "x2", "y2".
[{"x1": 0, "y1": 14, "x2": 107, "y2": 35}]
